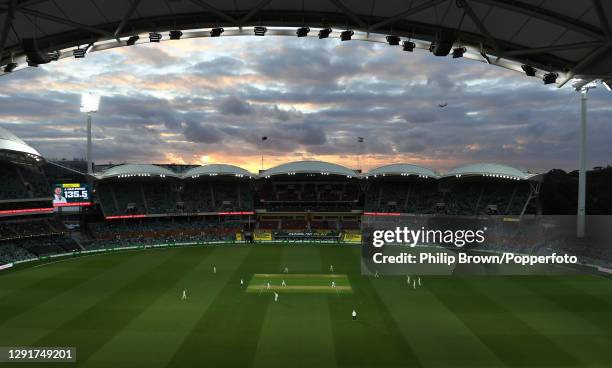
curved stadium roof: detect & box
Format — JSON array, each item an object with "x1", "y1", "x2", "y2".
[
  {"x1": 0, "y1": 1, "x2": 611, "y2": 88},
  {"x1": 0, "y1": 126, "x2": 40, "y2": 157},
  {"x1": 261, "y1": 160, "x2": 357, "y2": 178},
  {"x1": 99, "y1": 164, "x2": 179, "y2": 179},
  {"x1": 442, "y1": 163, "x2": 530, "y2": 180},
  {"x1": 367, "y1": 164, "x2": 439, "y2": 178},
  {"x1": 183, "y1": 164, "x2": 253, "y2": 178}
]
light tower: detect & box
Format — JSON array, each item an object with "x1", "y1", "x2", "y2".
[
  {"x1": 80, "y1": 93, "x2": 100, "y2": 174},
  {"x1": 576, "y1": 82, "x2": 596, "y2": 238}
]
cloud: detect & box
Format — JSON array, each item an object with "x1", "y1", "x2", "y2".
[{"x1": 0, "y1": 35, "x2": 610, "y2": 173}]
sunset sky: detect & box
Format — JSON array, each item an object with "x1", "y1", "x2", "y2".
[{"x1": 1, "y1": 33, "x2": 611, "y2": 174}]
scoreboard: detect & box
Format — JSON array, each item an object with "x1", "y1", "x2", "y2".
[{"x1": 53, "y1": 183, "x2": 91, "y2": 207}]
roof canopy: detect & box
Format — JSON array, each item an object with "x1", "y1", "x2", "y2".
[
  {"x1": 1, "y1": 1, "x2": 611, "y2": 87},
  {"x1": 367, "y1": 163, "x2": 439, "y2": 178},
  {"x1": 261, "y1": 160, "x2": 357, "y2": 178},
  {"x1": 0, "y1": 126, "x2": 40, "y2": 157},
  {"x1": 99, "y1": 163, "x2": 179, "y2": 179},
  {"x1": 442, "y1": 163, "x2": 530, "y2": 180},
  {"x1": 183, "y1": 164, "x2": 253, "y2": 178}
]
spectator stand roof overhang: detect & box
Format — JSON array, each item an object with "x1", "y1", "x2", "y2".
[
  {"x1": 1, "y1": 0, "x2": 611, "y2": 89},
  {"x1": 97, "y1": 163, "x2": 179, "y2": 180},
  {"x1": 182, "y1": 163, "x2": 254, "y2": 179},
  {"x1": 260, "y1": 160, "x2": 358, "y2": 178},
  {"x1": 365, "y1": 163, "x2": 439, "y2": 179},
  {"x1": 0, "y1": 126, "x2": 42, "y2": 163},
  {"x1": 440, "y1": 163, "x2": 537, "y2": 181}
]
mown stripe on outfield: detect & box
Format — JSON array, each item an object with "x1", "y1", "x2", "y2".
[
  {"x1": 84, "y1": 247, "x2": 253, "y2": 368},
  {"x1": 428, "y1": 277, "x2": 583, "y2": 367},
  {"x1": 165, "y1": 245, "x2": 283, "y2": 368},
  {"x1": 371, "y1": 276, "x2": 506, "y2": 367},
  {"x1": 320, "y1": 246, "x2": 423, "y2": 367},
  {"x1": 510, "y1": 276, "x2": 612, "y2": 335},
  {"x1": 466, "y1": 276, "x2": 612, "y2": 366},
  {"x1": 253, "y1": 245, "x2": 338, "y2": 368},
  {"x1": 0, "y1": 254, "x2": 135, "y2": 326},
  {"x1": 26, "y1": 248, "x2": 209, "y2": 366}
]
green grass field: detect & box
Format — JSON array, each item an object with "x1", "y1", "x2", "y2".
[{"x1": 1, "y1": 244, "x2": 612, "y2": 367}]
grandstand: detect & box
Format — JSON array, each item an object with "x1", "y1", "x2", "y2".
[
  {"x1": 0, "y1": 125, "x2": 610, "y2": 267},
  {"x1": 95, "y1": 163, "x2": 254, "y2": 217}
]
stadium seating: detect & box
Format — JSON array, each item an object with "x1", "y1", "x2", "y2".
[
  {"x1": 97, "y1": 179, "x2": 253, "y2": 216},
  {"x1": 0, "y1": 162, "x2": 50, "y2": 200}
]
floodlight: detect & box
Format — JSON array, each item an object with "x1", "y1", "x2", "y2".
[
  {"x1": 521, "y1": 64, "x2": 536, "y2": 77},
  {"x1": 452, "y1": 47, "x2": 466, "y2": 58},
  {"x1": 169, "y1": 30, "x2": 183, "y2": 40},
  {"x1": 149, "y1": 32, "x2": 162, "y2": 42},
  {"x1": 318, "y1": 28, "x2": 332, "y2": 39},
  {"x1": 543, "y1": 72, "x2": 558, "y2": 85},
  {"x1": 73, "y1": 48, "x2": 86, "y2": 58},
  {"x1": 210, "y1": 27, "x2": 224, "y2": 37},
  {"x1": 296, "y1": 27, "x2": 310, "y2": 37},
  {"x1": 254, "y1": 26, "x2": 267, "y2": 36},
  {"x1": 386, "y1": 35, "x2": 400, "y2": 46},
  {"x1": 3, "y1": 62, "x2": 17, "y2": 73},
  {"x1": 126, "y1": 35, "x2": 140, "y2": 46},
  {"x1": 340, "y1": 30, "x2": 354, "y2": 41},
  {"x1": 402, "y1": 41, "x2": 415, "y2": 52},
  {"x1": 80, "y1": 93, "x2": 100, "y2": 113}
]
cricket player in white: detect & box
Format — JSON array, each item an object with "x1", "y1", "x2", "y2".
[
  {"x1": 352, "y1": 309, "x2": 357, "y2": 321},
  {"x1": 418, "y1": 277, "x2": 421, "y2": 287},
  {"x1": 407, "y1": 275, "x2": 411, "y2": 284},
  {"x1": 181, "y1": 289, "x2": 187, "y2": 300},
  {"x1": 331, "y1": 281, "x2": 336, "y2": 288},
  {"x1": 213, "y1": 265, "x2": 216, "y2": 274},
  {"x1": 274, "y1": 292, "x2": 279, "y2": 302},
  {"x1": 413, "y1": 280, "x2": 417, "y2": 289},
  {"x1": 266, "y1": 281, "x2": 271, "y2": 290},
  {"x1": 283, "y1": 267, "x2": 289, "y2": 273},
  {"x1": 330, "y1": 265, "x2": 334, "y2": 272},
  {"x1": 374, "y1": 270, "x2": 379, "y2": 278},
  {"x1": 281, "y1": 279, "x2": 286, "y2": 287},
  {"x1": 240, "y1": 279, "x2": 244, "y2": 288}
]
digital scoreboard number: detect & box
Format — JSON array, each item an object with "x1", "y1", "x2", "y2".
[{"x1": 53, "y1": 183, "x2": 91, "y2": 207}]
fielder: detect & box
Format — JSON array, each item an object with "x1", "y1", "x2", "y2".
[
  {"x1": 352, "y1": 309, "x2": 357, "y2": 321},
  {"x1": 283, "y1": 267, "x2": 289, "y2": 273},
  {"x1": 281, "y1": 279, "x2": 287, "y2": 287},
  {"x1": 240, "y1": 279, "x2": 244, "y2": 288},
  {"x1": 213, "y1": 265, "x2": 216, "y2": 274},
  {"x1": 331, "y1": 281, "x2": 336, "y2": 288},
  {"x1": 181, "y1": 289, "x2": 187, "y2": 300},
  {"x1": 274, "y1": 292, "x2": 279, "y2": 302},
  {"x1": 418, "y1": 277, "x2": 421, "y2": 287},
  {"x1": 266, "y1": 281, "x2": 271, "y2": 290},
  {"x1": 330, "y1": 265, "x2": 334, "y2": 272}
]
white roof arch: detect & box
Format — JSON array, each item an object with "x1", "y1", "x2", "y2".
[
  {"x1": 183, "y1": 164, "x2": 253, "y2": 178},
  {"x1": 1, "y1": 1, "x2": 611, "y2": 87},
  {"x1": 367, "y1": 163, "x2": 439, "y2": 178},
  {"x1": 442, "y1": 163, "x2": 530, "y2": 180},
  {"x1": 0, "y1": 126, "x2": 40, "y2": 157},
  {"x1": 261, "y1": 160, "x2": 357, "y2": 178},
  {"x1": 99, "y1": 163, "x2": 179, "y2": 179}
]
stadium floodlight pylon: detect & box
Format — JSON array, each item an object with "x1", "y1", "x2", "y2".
[{"x1": 80, "y1": 93, "x2": 100, "y2": 174}]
